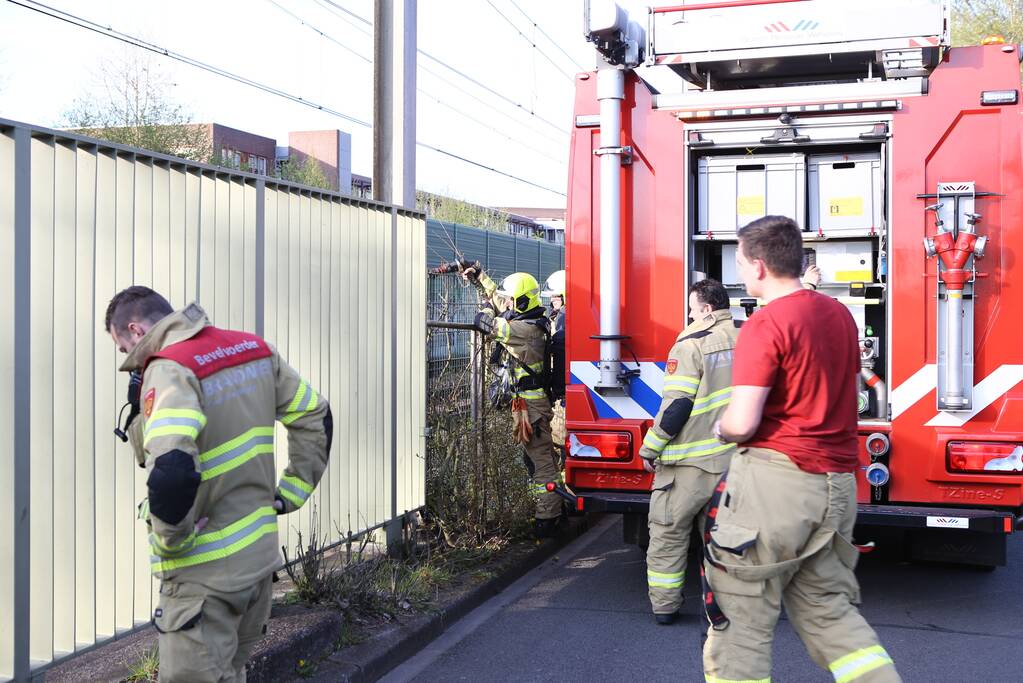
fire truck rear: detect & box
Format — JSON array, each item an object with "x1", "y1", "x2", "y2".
[{"x1": 563, "y1": 0, "x2": 1023, "y2": 568}]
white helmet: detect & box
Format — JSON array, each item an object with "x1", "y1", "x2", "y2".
[{"x1": 542, "y1": 270, "x2": 565, "y2": 300}]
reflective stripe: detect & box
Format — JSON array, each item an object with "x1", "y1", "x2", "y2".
[
  {"x1": 143, "y1": 408, "x2": 207, "y2": 447},
  {"x1": 145, "y1": 408, "x2": 207, "y2": 433},
  {"x1": 150, "y1": 506, "x2": 277, "y2": 573},
  {"x1": 513, "y1": 361, "x2": 544, "y2": 379},
  {"x1": 694, "y1": 387, "x2": 732, "y2": 405},
  {"x1": 661, "y1": 438, "x2": 734, "y2": 461},
  {"x1": 665, "y1": 374, "x2": 699, "y2": 387},
  {"x1": 280, "y1": 380, "x2": 320, "y2": 425},
  {"x1": 278, "y1": 474, "x2": 314, "y2": 509},
  {"x1": 705, "y1": 676, "x2": 770, "y2": 683},
  {"x1": 647, "y1": 570, "x2": 683, "y2": 588},
  {"x1": 529, "y1": 483, "x2": 549, "y2": 495},
  {"x1": 516, "y1": 388, "x2": 546, "y2": 400},
  {"x1": 493, "y1": 318, "x2": 511, "y2": 343},
  {"x1": 199, "y1": 427, "x2": 275, "y2": 481},
  {"x1": 150, "y1": 529, "x2": 197, "y2": 558},
  {"x1": 690, "y1": 387, "x2": 733, "y2": 416},
  {"x1": 643, "y1": 430, "x2": 669, "y2": 453},
  {"x1": 829, "y1": 646, "x2": 894, "y2": 683}
]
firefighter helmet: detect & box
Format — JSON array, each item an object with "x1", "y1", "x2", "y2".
[
  {"x1": 497, "y1": 272, "x2": 541, "y2": 313},
  {"x1": 542, "y1": 270, "x2": 566, "y2": 300}
]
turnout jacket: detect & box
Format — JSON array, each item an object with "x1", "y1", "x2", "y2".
[
  {"x1": 639, "y1": 310, "x2": 739, "y2": 473},
  {"x1": 122, "y1": 304, "x2": 331, "y2": 591}
]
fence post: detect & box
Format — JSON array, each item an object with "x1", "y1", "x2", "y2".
[
  {"x1": 386, "y1": 207, "x2": 402, "y2": 557},
  {"x1": 13, "y1": 124, "x2": 32, "y2": 682},
  {"x1": 254, "y1": 179, "x2": 266, "y2": 339}
]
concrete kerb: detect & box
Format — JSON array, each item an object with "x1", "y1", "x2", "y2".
[{"x1": 40, "y1": 514, "x2": 597, "y2": 682}]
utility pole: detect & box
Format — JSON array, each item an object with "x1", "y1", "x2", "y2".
[{"x1": 373, "y1": 0, "x2": 417, "y2": 208}]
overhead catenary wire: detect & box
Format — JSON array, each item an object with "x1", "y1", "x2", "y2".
[
  {"x1": 506, "y1": 0, "x2": 587, "y2": 73},
  {"x1": 269, "y1": 0, "x2": 567, "y2": 165},
  {"x1": 8, "y1": 0, "x2": 566, "y2": 197},
  {"x1": 484, "y1": 0, "x2": 575, "y2": 83},
  {"x1": 314, "y1": 0, "x2": 570, "y2": 137}
]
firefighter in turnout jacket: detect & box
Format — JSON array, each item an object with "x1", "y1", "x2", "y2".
[
  {"x1": 462, "y1": 265, "x2": 563, "y2": 537},
  {"x1": 107, "y1": 287, "x2": 331, "y2": 682},
  {"x1": 640, "y1": 279, "x2": 739, "y2": 625}
]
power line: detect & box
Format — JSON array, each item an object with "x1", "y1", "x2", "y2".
[
  {"x1": 313, "y1": 0, "x2": 570, "y2": 137},
  {"x1": 9, "y1": 0, "x2": 567, "y2": 197},
  {"x1": 484, "y1": 0, "x2": 574, "y2": 83},
  {"x1": 270, "y1": 0, "x2": 566, "y2": 165},
  {"x1": 507, "y1": 0, "x2": 587, "y2": 73},
  {"x1": 266, "y1": 0, "x2": 369, "y2": 64}
]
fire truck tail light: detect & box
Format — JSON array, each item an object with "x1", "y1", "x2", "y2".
[
  {"x1": 947, "y1": 442, "x2": 1023, "y2": 473},
  {"x1": 568, "y1": 431, "x2": 632, "y2": 460}
]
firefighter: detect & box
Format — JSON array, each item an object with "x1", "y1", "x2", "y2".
[
  {"x1": 639, "y1": 278, "x2": 738, "y2": 625},
  {"x1": 106, "y1": 286, "x2": 332, "y2": 682},
  {"x1": 461, "y1": 265, "x2": 563, "y2": 538},
  {"x1": 542, "y1": 270, "x2": 567, "y2": 460},
  {"x1": 706, "y1": 216, "x2": 900, "y2": 682}
]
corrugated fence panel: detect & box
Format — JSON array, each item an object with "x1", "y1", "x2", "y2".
[
  {"x1": 0, "y1": 119, "x2": 425, "y2": 681},
  {"x1": 0, "y1": 128, "x2": 16, "y2": 681}
]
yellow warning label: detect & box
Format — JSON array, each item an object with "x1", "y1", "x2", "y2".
[
  {"x1": 737, "y1": 195, "x2": 765, "y2": 216},
  {"x1": 949, "y1": 291, "x2": 962, "y2": 299},
  {"x1": 834, "y1": 270, "x2": 873, "y2": 282},
  {"x1": 828, "y1": 197, "x2": 865, "y2": 217}
]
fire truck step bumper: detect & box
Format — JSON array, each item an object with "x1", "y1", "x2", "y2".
[
  {"x1": 575, "y1": 491, "x2": 651, "y2": 514},
  {"x1": 856, "y1": 504, "x2": 1018, "y2": 534}
]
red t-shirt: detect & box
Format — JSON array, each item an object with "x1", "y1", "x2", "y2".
[{"x1": 732, "y1": 289, "x2": 860, "y2": 473}]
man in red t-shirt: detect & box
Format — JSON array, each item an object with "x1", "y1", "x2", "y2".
[{"x1": 702, "y1": 216, "x2": 900, "y2": 683}]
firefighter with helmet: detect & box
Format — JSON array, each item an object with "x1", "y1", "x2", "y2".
[
  {"x1": 462, "y1": 264, "x2": 564, "y2": 537},
  {"x1": 542, "y1": 270, "x2": 567, "y2": 460}
]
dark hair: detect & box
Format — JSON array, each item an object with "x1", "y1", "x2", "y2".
[
  {"x1": 737, "y1": 215, "x2": 803, "y2": 279},
  {"x1": 689, "y1": 278, "x2": 730, "y2": 311},
  {"x1": 104, "y1": 286, "x2": 173, "y2": 334}
]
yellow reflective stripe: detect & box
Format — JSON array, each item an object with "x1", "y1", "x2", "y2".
[
  {"x1": 199, "y1": 427, "x2": 275, "y2": 463},
  {"x1": 202, "y1": 444, "x2": 274, "y2": 481},
  {"x1": 661, "y1": 439, "x2": 734, "y2": 461},
  {"x1": 705, "y1": 676, "x2": 770, "y2": 683},
  {"x1": 691, "y1": 397, "x2": 731, "y2": 417},
  {"x1": 665, "y1": 374, "x2": 699, "y2": 387},
  {"x1": 643, "y1": 430, "x2": 668, "y2": 452},
  {"x1": 145, "y1": 408, "x2": 207, "y2": 432},
  {"x1": 283, "y1": 474, "x2": 314, "y2": 494},
  {"x1": 516, "y1": 388, "x2": 546, "y2": 400},
  {"x1": 144, "y1": 425, "x2": 201, "y2": 447},
  {"x1": 150, "y1": 506, "x2": 277, "y2": 572},
  {"x1": 493, "y1": 318, "x2": 511, "y2": 343},
  {"x1": 149, "y1": 530, "x2": 197, "y2": 558},
  {"x1": 647, "y1": 569, "x2": 684, "y2": 587},
  {"x1": 287, "y1": 381, "x2": 308, "y2": 413},
  {"x1": 278, "y1": 487, "x2": 305, "y2": 508},
  {"x1": 829, "y1": 646, "x2": 894, "y2": 683},
  {"x1": 694, "y1": 387, "x2": 732, "y2": 405},
  {"x1": 663, "y1": 384, "x2": 698, "y2": 396}
]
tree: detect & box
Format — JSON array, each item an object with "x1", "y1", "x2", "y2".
[
  {"x1": 416, "y1": 191, "x2": 507, "y2": 231},
  {"x1": 952, "y1": 1, "x2": 1023, "y2": 47},
  {"x1": 278, "y1": 156, "x2": 332, "y2": 191},
  {"x1": 60, "y1": 52, "x2": 212, "y2": 162}
]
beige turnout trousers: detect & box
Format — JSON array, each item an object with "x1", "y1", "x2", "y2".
[
  {"x1": 703, "y1": 447, "x2": 901, "y2": 683},
  {"x1": 155, "y1": 575, "x2": 273, "y2": 682},
  {"x1": 524, "y1": 399, "x2": 562, "y2": 520},
  {"x1": 646, "y1": 465, "x2": 720, "y2": 614}
]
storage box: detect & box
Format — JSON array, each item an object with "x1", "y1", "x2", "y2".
[
  {"x1": 808, "y1": 152, "x2": 883, "y2": 235},
  {"x1": 697, "y1": 153, "x2": 806, "y2": 234}
]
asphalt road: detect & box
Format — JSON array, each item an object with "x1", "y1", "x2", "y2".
[{"x1": 383, "y1": 515, "x2": 1023, "y2": 683}]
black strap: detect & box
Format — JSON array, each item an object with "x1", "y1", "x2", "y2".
[{"x1": 701, "y1": 470, "x2": 731, "y2": 631}]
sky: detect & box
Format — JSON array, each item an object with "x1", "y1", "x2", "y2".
[{"x1": 0, "y1": 0, "x2": 609, "y2": 208}]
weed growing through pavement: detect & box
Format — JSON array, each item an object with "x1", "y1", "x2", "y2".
[{"x1": 124, "y1": 646, "x2": 159, "y2": 682}]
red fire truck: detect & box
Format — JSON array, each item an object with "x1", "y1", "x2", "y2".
[{"x1": 563, "y1": 0, "x2": 1023, "y2": 567}]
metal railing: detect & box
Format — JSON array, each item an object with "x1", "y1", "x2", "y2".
[{"x1": 0, "y1": 118, "x2": 426, "y2": 681}]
